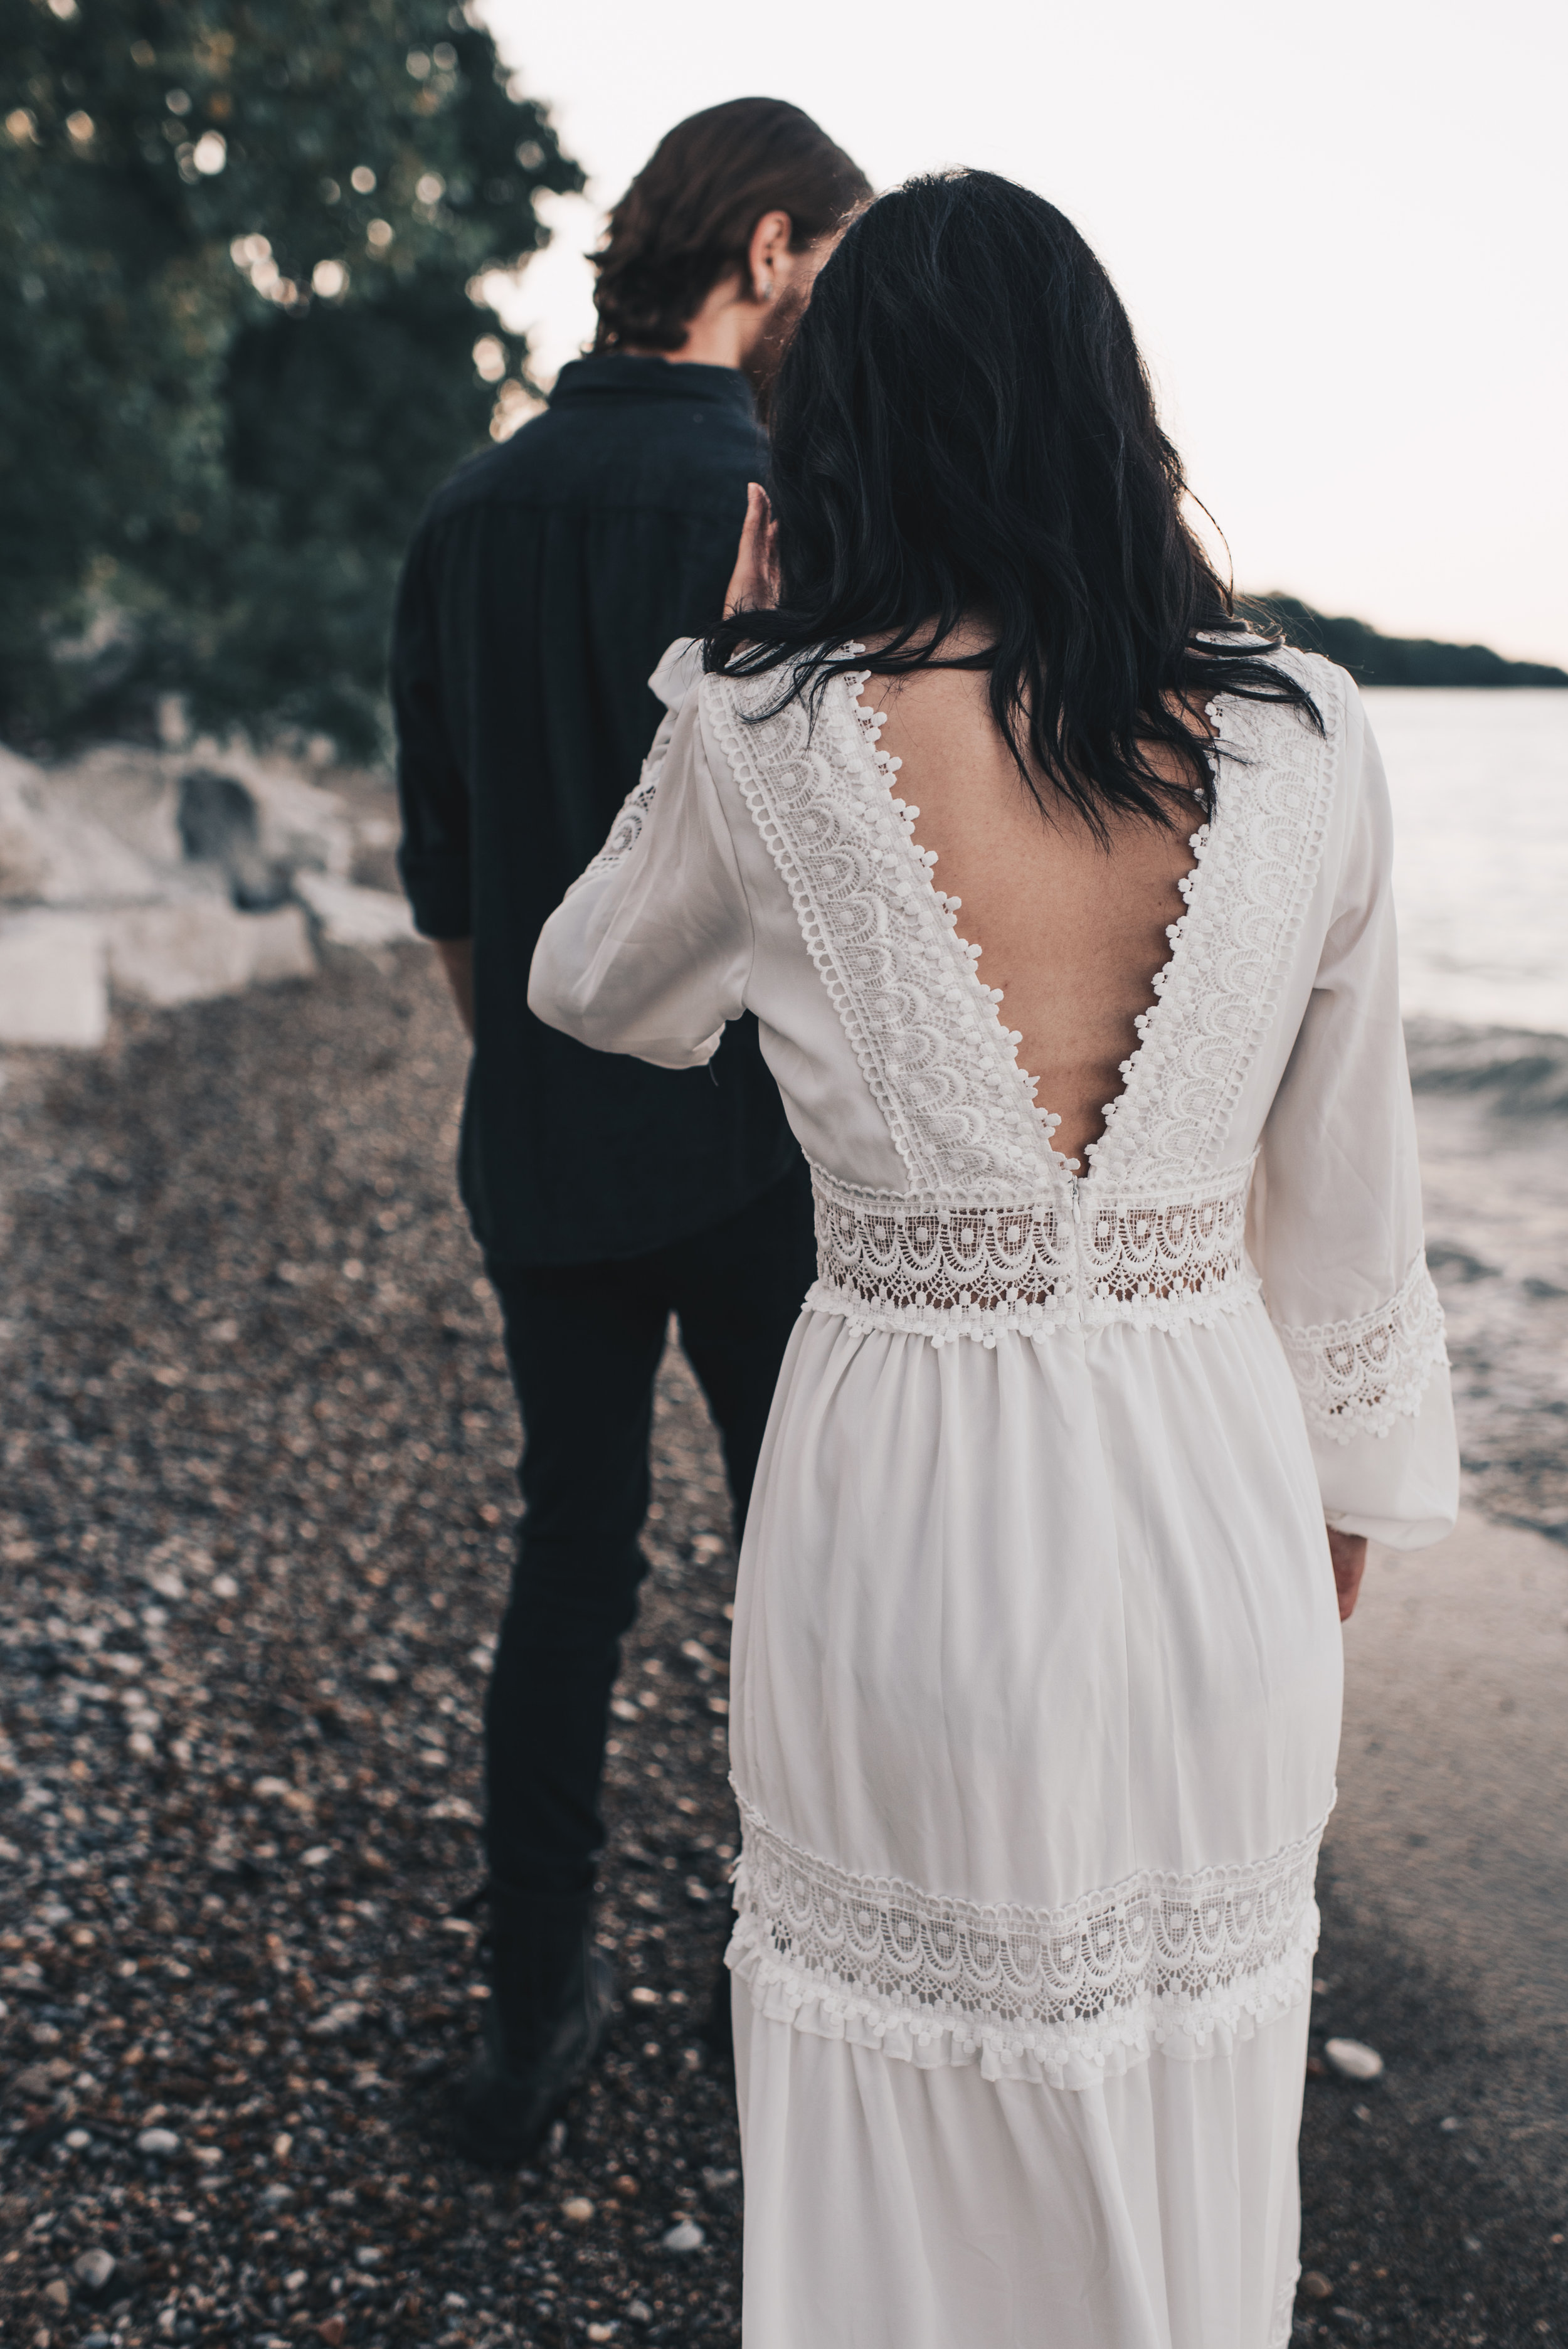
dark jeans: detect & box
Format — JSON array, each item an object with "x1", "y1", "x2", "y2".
[{"x1": 483, "y1": 1159, "x2": 817, "y2": 1901}]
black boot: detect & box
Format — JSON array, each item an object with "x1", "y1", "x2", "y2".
[{"x1": 452, "y1": 1887, "x2": 615, "y2": 2167}]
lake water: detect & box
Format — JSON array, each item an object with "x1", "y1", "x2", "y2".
[
  {"x1": 1364, "y1": 689, "x2": 1568, "y2": 1542},
  {"x1": 1369, "y1": 689, "x2": 1568, "y2": 1036}
]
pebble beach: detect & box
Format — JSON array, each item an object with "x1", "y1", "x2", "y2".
[{"x1": 3, "y1": 945, "x2": 1565, "y2": 2346}]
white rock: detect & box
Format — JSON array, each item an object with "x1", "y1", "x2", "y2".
[
  {"x1": 0, "y1": 909, "x2": 108, "y2": 1045},
  {"x1": 106, "y1": 899, "x2": 313, "y2": 1006},
  {"x1": 42, "y1": 749, "x2": 186, "y2": 890},
  {"x1": 0, "y1": 747, "x2": 168, "y2": 906},
  {"x1": 294, "y1": 871, "x2": 413, "y2": 946},
  {"x1": 0, "y1": 749, "x2": 57, "y2": 900},
  {"x1": 661, "y1": 2218, "x2": 705, "y2": 2253},
  {"x1": 306, "y1": 2000, "x2": 364, "y2": 2039},
  {"x1": 73, "y1": 2247, "x2": 116, "y2": 2291},
  {"x1": 231, "y1": 755, "x2": 356, "y2": 881},
  {"x1": 137, "y1": 2126, "x2": 181, "y2": 2156},
  {"x1": 1323, "y1": 2037, "x2": 1385, "y2": 2082}
]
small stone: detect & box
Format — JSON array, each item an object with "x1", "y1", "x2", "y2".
[
  {"x1": 627, "y1": 2304, "x2": 652, "y2": 2325},
  {"x1": 1323, "y1": 2037, "x2": 1384, "y2": 2082},
  {"x1": 613, "y1": 2173, "x2": 640, "y2": 2199},
  {"x1": 561, "y1": 2197, "x2": 595, "y2": 2229},
  {"x1": 83, "y1": 2334, "x2": 112, "y2": 2349},
  {"x1": 354, "y1": 2245, "x2": 384, "y2": 2268},
  {"x1": 136, "y1": 2126, "x2": 181, "y2": 2156},
  {"x1": 545, "y1": 2118, "x2": 568, "y2": 2160},
  {"x1": 13, "y1": 2063, "x2": 58, "y2": 2099},
  {"x1": 258, "y1": 2183, "x2": 294, "y2": 2210},
  {"x1": 305, "y1": 2001, "x2": 363, "y2": 2040},
  {"x1": 72, "y1": 2249, "x2": 115, "y2": 2294},
  {"x1": 1441, "y1": 2114, "x2": 1461, "y2": 2131},
  {"x1": 317, "y1": 2322, "x2": 346, "y2": 2348},
  {"x1": 42, "y1": 2279, "x2": 71, "y2": 2312},
  {"x1": 588, "y1": 2328, "x2": 616, "y2": 2343},
  {"x1": 629, "y1": 1986, "x2": 660, "y2": 2006},
  {"x1": 661, "y1": 2218, "x2": 705, "y2": 2253},
  {"x1": 1300, "y1": 2272, "x2": 1333, "y2": 2301}
]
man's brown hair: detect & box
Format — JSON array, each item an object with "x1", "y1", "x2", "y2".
[{"x1": 591, "y1": 98, "x2": 870, "y2": 354}]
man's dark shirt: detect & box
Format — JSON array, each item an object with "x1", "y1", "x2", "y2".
[{"x1": 391, "y1": 356, "x2": 801, "y2": 1268}]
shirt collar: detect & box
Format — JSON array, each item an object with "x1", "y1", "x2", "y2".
[{"x1": 549, "y1": 355, "x2": 756, "y2": 416}]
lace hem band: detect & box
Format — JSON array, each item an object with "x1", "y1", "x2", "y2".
[
  {"x1": 807, "y1": 1157, "x2": 1261, "y2": 1344},
  {"x1": 728, "y1": 1796, "x2": 1327, "y2": 2091},
  {"x1": 1276, "y1": 1253, "x2": 1448, "y2": 1442}
]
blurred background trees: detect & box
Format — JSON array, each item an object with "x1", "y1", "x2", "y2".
[{"x1": 0, "y1": 0, "x2": 580, "y2": 755}]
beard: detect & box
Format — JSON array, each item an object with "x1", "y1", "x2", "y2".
[{"x1": 743, "y1": 278, "x2": 812, "y2": 413}]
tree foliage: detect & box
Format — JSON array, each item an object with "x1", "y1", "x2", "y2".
[{"x1": 0, "y1": 0, "x2": 581, "y2": 751}]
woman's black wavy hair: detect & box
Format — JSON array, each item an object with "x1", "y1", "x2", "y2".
[{"x1": 705, "y1": 170, "x2": 1319, "y2": 832}]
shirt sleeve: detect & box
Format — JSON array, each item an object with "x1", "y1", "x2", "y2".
[
  {"x1": 1257, "y1": 684, "x2": 1459, "y2": 1550},
  {"x1": 391, "y1": 522, "x2": 472, "y2": 941},
  {"x1": 527, "y1": 643, "x2": 752, "y2": 1070}
]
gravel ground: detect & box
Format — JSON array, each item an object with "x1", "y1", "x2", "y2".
[
  {"x1": 2, "y1": 945, "x2": 1564, "y2": 2348},
  {"x1": 1, "y1": 949, "x2": 745, "y2": 2347}
]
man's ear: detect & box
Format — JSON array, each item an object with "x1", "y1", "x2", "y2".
[{"x1": 747, "y1": 210, "x2": 794, "y2": 304}]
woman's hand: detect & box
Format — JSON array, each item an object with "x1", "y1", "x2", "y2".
[
  {"x1": 724, "y1": 482, "x2": 780, "y2": 616},
  {"x1": 1328, "y1": 1527, "x2": 1368, "y2": 1622}
]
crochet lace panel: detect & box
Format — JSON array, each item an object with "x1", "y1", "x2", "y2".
[
  {"x1": 808, "y1": 1157, "x2": 1259, "y2": 1342},
  {"x1": 704, "y1": 662, "x2": 1062, "y2": 1199},
  {"x1": 1086, "y1": 653, "x2": 1344, "y2": 1189},
  {"x1": 1276, "y1": 1253, "x2": 1448, "y2": 1442},
  {"x1": 730, "y1": 1796, "x2": 1326, "y2": 2086}
]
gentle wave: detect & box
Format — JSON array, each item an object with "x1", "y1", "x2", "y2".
[{"x1": 1405, "y1": 1017, "x2": 1568, "y2": 1120}]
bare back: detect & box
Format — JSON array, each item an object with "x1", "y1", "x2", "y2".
[{"x1": 862, "y1": 640, "x2": 1207, "y2": 1169}]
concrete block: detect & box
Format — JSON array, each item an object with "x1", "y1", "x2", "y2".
[
  {"x1": 0, "y1": 909, "x2": 109, "y2": 1046},
  {"x1": 294, "y1": 872, "x2": 415, "y2": 946},
  {"x1": 107, "y1": 899, "x2": 314, "y2": 1007}
]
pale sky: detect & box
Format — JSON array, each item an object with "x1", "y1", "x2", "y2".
[{"x1": 480, "y1": 0, "x2": 1567, "y2": 665}]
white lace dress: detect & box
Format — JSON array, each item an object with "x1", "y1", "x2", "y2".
[{"x1": 529, "y1": 640, "x2": 1459, "y2": 2349}]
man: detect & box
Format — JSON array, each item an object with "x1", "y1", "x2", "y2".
[{"x1": 391, "y1": 98, "x2": 869, "y2": 2165}]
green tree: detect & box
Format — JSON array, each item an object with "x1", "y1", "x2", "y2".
[{"x1": 0, "y1": 0, "x2": 581, "y2": 753}]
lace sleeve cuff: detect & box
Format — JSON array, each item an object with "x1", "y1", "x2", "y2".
[{"x1": 1274, "y1": 1253, "x2": 1448, "y2": 1444}]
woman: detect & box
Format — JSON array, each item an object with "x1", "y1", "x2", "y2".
[{"x1": 529, "y1": 173, "x2": 1458, "y2": 2349}]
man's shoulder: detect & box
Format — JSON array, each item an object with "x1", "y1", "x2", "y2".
[{"x1": 419, "y1": 386, "x2": 765, "y2": 538}]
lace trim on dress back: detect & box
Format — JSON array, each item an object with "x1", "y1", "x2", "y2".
[
  {"x1": 728, "y1": 1795, "x2": 1327, "y2": 2091},
  {"x1": 808, "y1": 1156, "x2": 1259, "y2": 1342},
  {"x1": 705, "y1": 662, "x2": 1061, "y2": 1199},
  {"x1": 1086, "y1": 654, "x2": 1344, "y2": 1189},
  {"x1": 1276, "y1": 1253, "x2": 1448, "y2": 1442}
]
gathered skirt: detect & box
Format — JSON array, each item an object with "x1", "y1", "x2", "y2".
[{"x1": 725, "y1": 1296, "x2": 1343, "y2": 2347}]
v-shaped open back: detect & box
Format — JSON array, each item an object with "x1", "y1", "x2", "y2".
[{"x1": 846, "y1": 653, "x2": 1209, "y2": 1181}]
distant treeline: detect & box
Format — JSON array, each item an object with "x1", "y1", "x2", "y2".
[{"x1": 1243, "y1": 595, "x2": 1568, "y2": 688}]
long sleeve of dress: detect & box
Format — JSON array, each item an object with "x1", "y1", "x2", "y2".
[
  {"x1": 528, "y1": 643, "x2": 752, "y2": 1069},
  {"x1": 1257, "y1": 691, "x2": 1459, "y2": 1549}
]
